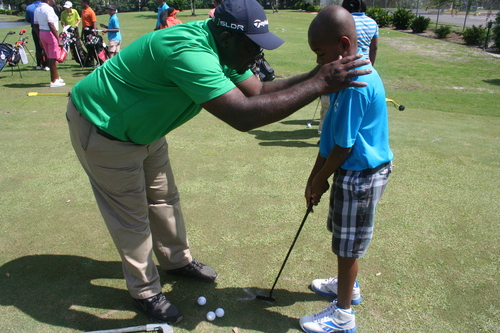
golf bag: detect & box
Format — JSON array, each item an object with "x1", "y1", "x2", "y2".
[
  {"x1": 84, "y1": 29, "x2": 109, "y2": 67},
  {"x1": 59, "y1": 26, "x2": 90, "y2": 67},
  {"x1": 0, "y1": 31, "x2": 15, "y2": 72},
  {"x1": 251, "y1": 53, "x2": 275, "y2": 82},
  {"x1": 8, "y1": 29, "x2": 30, "y2": 68}
]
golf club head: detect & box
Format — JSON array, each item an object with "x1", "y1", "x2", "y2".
[
  {"x1": 256, "y1": 294, "x2": 276, "y2": 302},
  {"x1": 399, "y1": 105, "x2": 405, "y2": 111}
]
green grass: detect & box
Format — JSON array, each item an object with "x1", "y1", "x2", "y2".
[{"x1": 1, "y1": 10, "x2": 499, "y2": 333}]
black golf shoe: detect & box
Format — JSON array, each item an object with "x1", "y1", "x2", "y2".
[
  {"x1": 165, "y1": 259, "x2": 218, "y2": 283},
  {"x1": 132, "y1": 293, "x2": 183, "y2": 324}
]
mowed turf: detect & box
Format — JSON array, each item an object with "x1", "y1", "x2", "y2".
[{"x1": 0, "y1": 9, "x2": 499, "y2": 333}]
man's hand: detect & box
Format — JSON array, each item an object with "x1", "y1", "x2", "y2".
[{"x1": 317, "y1": 54, "x2": 371, "y2": 95}]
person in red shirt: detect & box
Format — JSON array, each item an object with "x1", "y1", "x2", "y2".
[{"x1": 159, "y1": 7, "x2": 182, "y2": 29}]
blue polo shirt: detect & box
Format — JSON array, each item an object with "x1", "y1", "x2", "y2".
[
  {"x1": 107, "y1": 13, "x2": 121, "y2": 41},
  {"x1": 319, "y1": 54, "x2": 393, "y2": 171}
]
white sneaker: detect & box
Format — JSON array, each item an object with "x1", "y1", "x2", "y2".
[
  {"x1": 44, "y1": 66, "x2": 50, "y2": 71},
  {"x1": 311, "y1": 277, "x2": 362, "y2": 305},
  {"x1": 50, "y1": 81, "x2": 66, "y2": 88},
  {"x1": 300, "y1": 301, "x2": 356, "y2": 333},
  {"x1": 57, "y1": 78, "x2": 64, "y2": 83},
  {"x1": 35, "y1": 66, "x2": 42, "y2": 70}
]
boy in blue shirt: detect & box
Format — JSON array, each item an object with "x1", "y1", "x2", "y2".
[
  {"x1": 100, "y1": 4, "x2": 121, "y2": 58},
  {"x1": 300, "y1": 5, "x2": 393, "y2": 333}
]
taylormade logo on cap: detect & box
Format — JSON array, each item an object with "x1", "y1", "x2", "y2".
[
  {"x1": 213, "y1": 0, "x2": 284, "y2": 50},
  {"x1": 253, "y1": 19, "x2": 268, "y2": 29}
]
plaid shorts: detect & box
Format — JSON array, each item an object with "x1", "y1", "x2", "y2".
[{"x1": 327, "y1": 162, "x2": 392, "y2": 258}]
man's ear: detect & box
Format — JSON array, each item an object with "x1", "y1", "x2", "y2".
[{"x1": 218, "y1": 30, "x2": 232, "y2": 48}]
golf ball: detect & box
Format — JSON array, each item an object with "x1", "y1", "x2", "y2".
[
  {"x1": 197, "y1": 296, "x2": 207, "y2": 306},
  {"x1": 206, "y1": 311, "x2": 216, "y2": 321},
  {"x1": 307, "y1": 123, "x2": 312, "y2": 128},
  {"x1": 215, "y1": 308, "x2": 225, "y2": 317}
]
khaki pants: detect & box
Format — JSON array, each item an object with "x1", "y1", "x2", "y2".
[{"x1": 66, "y1": 99, "x2": 192, "y2": 299}]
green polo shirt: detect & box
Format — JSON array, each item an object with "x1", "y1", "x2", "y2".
[
  {"x1": 72, "y1": 19, "x2": 252, "y2": 145},
  {"x1": 61, "y1": 9, "x2": 80, "y2": 27}
]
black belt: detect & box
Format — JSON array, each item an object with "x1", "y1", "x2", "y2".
[{"x1": 96, "y1": 128, "x2": 127, "y2": 142}]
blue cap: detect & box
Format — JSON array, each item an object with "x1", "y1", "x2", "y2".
[{"x1": 213, "y1": 0, "x2": 284, "y2": 50}]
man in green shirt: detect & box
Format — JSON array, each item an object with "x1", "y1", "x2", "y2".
[
  {"x1": 60, "y1": 1, "x2": 80, "y2": 33},
  {"x1": 67, "y1": 0, "x2": 371, "y2": 325}
]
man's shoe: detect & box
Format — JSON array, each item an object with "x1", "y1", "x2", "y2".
[
  {"x1": 35, "y1": 66, "x2": 42, "y2": 70},
  {"x1": 311, "y1": 277, "x2": 362, "y2": 305},
  {"x1": 165, "y1": 259, "x2": 218, "y2": 283},
  {"x1": 132, "y1": 293, "x2": 183, "y2": 324},
  {"x1": 300, "y1": 301, "x2": 356, "y2": 333}
]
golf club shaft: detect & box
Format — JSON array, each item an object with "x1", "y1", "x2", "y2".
[
  {"x1": 267, "y1": 203, "x2": 314, "y2": 297},
  {"x1": 84, "y1": 325, "x2": 147, "y2": 333}
]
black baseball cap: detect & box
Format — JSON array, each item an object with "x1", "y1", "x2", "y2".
[
  {"x1": 107, "y1": 4, "x2": 117, "y2": 10},
  {"x1": 213, "y1": 0, "x2": 284, "y2": 50}
]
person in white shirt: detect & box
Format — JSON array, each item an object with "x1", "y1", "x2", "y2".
[{"x1": 34, "y1": 0, "x2": 65, "y2": 87}]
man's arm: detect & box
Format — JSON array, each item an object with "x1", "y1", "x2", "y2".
[{"x1": 201, "y1": 54, "x2": 371, "y2": 132}]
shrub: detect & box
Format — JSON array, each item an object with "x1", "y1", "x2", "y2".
[
  {"x1": 293, "y1": 2, "x2": 304, "y2": 10},
  {"x1": 462, "y1": 25, "x2": 487, "y2": 45},
  {"x1": 306, "y1": 5, "x2": 323, "y2": 12},
  {"x1": 366, "y1": 6, "x2": 392, "y2": 27},
  {"x1": 410, "y1": 16, "x2": 431, "y2": 33},
  {"x1": 493, "y1": 12, "x2": 500, "y2": 51},
  {"x1": 141, "y1": 6, "x2": 149, "y2": 11},
  {"x1": 392, "y1": 8, "x2": 415, "y2": 30},
  {"x1": 434, "y1": 25, "x2": 453, "y2": 38}
]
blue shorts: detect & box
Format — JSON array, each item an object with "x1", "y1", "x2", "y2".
[{"x1": 327, "y1": 162, "x2": 392, "y2": 258}]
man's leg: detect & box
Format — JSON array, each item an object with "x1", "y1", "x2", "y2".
[
  {"x1": 144, "y1": 138, "x2": 218, "y2": 283},
  {"x1": 143, "y1": 138, "x2": 192, "y2": 270},
  {"x1": 66, "y1": 100, "x2": 161, "y2": 299}
]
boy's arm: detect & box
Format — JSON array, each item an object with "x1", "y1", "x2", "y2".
[{"x1": 308, "y1": 145, "x2": 352, "y2": 206}]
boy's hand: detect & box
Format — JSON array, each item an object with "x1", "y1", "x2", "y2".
[{"x1": 311, "y1": 177, "x2": 329, "y2": 204}]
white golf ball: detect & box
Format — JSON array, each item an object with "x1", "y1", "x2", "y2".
[
  {"x1": 215, "y1": 308, "x2": 225, "y2": 317},
  {"x1": 197, "y1": 296, "x2": 207, "y2": 306},
  {"x1": 206, "y1": 311, "x2": 216, "y2": 321},
  {"x1": 307, "y1": 123, "x2": 312, "y2": 128}
]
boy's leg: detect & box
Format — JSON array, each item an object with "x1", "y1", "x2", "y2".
[{"x1": 336, "y1": 256, "x2": 358, "y2": 310}]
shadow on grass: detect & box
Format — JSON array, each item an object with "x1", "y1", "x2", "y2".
[
  {"x1": 1, "y1": 255, "x2": 324, "y2": 332},
  {"x1": 248, "y1": 119, "x2": 320, "y2": 148},
  {"x1": 483, "y1": 79, "x2": 500, "y2": 86},
  {"x1": 3, "y1": 83, "x2": 53, "y2": 88}
]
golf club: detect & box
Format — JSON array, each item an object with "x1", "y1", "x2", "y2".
[
  {"x1": 307, "y1": 97, "x2": 321, "y2": 128},
  {"x1": 386, "y1": 98, "x2": 405, "y2": 111},
  {"x1": 256, "y1": 202, "x2": 314, "y2": 302},
  {"x1": 83, "y1": 323, "x2": 173, "y2": 333},
  {"x1": 27, "y1": 91, "x2": 71, "y2": 97}
]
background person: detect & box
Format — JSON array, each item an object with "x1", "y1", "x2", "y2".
[
  {"x1": 159, "y1": 7, "x2": 182, "y2": 29},
  {"x1": 99, "y1": 4, "x2": 121, "y2": 58},
  {"x1": 80, "y1": 0, "x2": 96, "y2": 42},
  {"x1": 34, "y1": 0, "x2": 65, "y2": 87},
  {"x1": 208, "y1": 0, "x2": 222, "y2": 18},
  {"x1": 66, "y1": 0, "x2": 371, "y2": 325},
  {"x1": 300, "y1": 5, "x2": 393, "y2": 333},
  {"x1": 25, "y1": 0, "x2": 47, "y2": 70},
  {"x1": 154, "y1": 0, "x2": 169, "y2": 30},
  {"x1": 61, "y1": 1, "x2": 81, "y2": 36}
]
